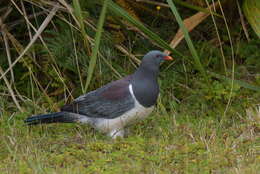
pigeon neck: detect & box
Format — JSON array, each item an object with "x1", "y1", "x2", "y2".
[
  {"x1": 134, "y1": 63, "x2": 159, "y2": 79},
  {"x1": 131, "y1": 63, "x2": 160, "y2": 107}
]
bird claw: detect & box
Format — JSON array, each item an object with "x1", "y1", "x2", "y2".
[{"x1": 109, "y1": 129, "x2": 125, "y2": 139}]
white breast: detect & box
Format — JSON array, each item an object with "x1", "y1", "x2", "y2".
[{"x1": 92, "y1": 84, "x2": 154, "y2": 133}]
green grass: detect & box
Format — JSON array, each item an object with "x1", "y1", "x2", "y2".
[{"x1": 1, "y1": 102, "x2": 259, "y2": 173}]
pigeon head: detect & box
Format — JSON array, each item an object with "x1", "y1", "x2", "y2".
[
  {"x1": 138, "y1": 50, "x2": 173, "y2": 73},
  {"x1": 132, "y1": 50, "x2": 173, "y2": 107}
]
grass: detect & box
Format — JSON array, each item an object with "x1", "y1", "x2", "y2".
[
  {"x1": 0, "y1": 100, "x2": 259, "y2": 173},
  {"x1": 84, "y1": 0, "x2": 108, "y2": 92}
]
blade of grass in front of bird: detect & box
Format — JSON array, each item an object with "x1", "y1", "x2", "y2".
[
  {"x1": 107, "y1": 0, "x2": 183, "y2": 58},
  {"x1": 166, "y1": 0, "x2": 208, "y2": 83},
  {"x1": 84, "y1": 0, "x2": 108, "y2": 92}
]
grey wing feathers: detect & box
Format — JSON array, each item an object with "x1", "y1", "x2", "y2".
[{"x1": 61, "y1": 76, "x2": 135, "y2": 119}]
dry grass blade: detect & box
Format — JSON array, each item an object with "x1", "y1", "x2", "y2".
[
  {"x1": 164, "y1": 1, "x2": 219, "y2": 55},
  {"x1": 8, "y1": 11, "x2": 46, "y2": 30},
  {"x1": 21, "y1": 0, "x2": 35, "y2": 60},
  {"x1": 205, "y1": 0, "x2": 227, "y2": 74},
  {"x1": 58, "y1": 0, "x2": 80, "y2": 26},
  {"x1": 1, "y1": 5, "x2": 12, "y2": 21},
  {"x1": 0, "y1": 4, "x2": 59, "y2": 81},
  {"x1": 2, "y1": 28, "x2": 14, "y2": 83},
  {"x1": 0, "y1": 7, "x2": 14, "y2": 83},
  {"x1": 71, "y1": 32, "x2": 85, "y2": 93},
  {"x1": 72, "y1": 0, "x2": 91, "y2": 55},
  {"x1": 0, "y1": 66, "x2": 23, "y2": 112},
  {"x1": 115, "y1": 45, "x2": 140, "y2": 64},
  {"x1": 215, "y1": 0, "x2": 235, "y2": 117},
  {"x1": 99, "y1": 52, "x2": 122, "y2": 78},
  {"x1": 236, "y1": 0, "x2": 250, "y2": 41}
]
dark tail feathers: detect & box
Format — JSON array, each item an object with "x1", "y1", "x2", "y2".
[{"x1": 24, "y1": 111, "x2": 79, "y2": 125}]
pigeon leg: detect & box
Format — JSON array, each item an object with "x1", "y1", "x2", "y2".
[{"x1": 109, "y1": 129, "x2": 125, "y2": 139}]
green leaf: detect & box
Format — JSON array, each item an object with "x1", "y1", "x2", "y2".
[
  {"x1": 84, "y1": 0, "x2": 109, "y2": 92},
  {"x1": 243, "y1": 0, "x2": 260, "y2": 38}
]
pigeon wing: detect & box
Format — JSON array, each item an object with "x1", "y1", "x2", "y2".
[{"x1": 61, "y1": 76, "x2": 135, "y2": 119}]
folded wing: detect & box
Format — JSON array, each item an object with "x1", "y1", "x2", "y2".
[{"x1": 61, "y1": 76, "x2": 135, "y2": 119}]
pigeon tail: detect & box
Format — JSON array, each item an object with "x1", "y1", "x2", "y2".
[{"x1": 24, "y1": 111, "x2": 82, "y2": 125}]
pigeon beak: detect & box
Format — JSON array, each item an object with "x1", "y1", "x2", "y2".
[{"x1": 163, "y1": 55, "x2": 173, "y2": 61}]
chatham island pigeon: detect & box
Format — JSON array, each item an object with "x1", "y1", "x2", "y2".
[{"x1": 25, "y1": 50, "x2": 173, "y2": 138}]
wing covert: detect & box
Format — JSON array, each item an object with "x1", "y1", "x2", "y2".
[{"x1": 61, "y1": 76, "x2": 135, "y2": 119}]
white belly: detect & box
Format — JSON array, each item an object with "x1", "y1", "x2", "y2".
[{"x1": 92, "y1": 84, "x2": 154, "y2": 133}]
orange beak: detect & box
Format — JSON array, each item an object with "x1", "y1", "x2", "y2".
[{"x1": 163, "y1": 55, "x2": 173, "y2": 61}]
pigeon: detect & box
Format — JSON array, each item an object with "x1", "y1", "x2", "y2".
[{"x1": 25, "y1": 50, "x2": 173, "y2": 138}]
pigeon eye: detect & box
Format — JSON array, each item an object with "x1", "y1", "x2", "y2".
[{"x1": 156, "y1": 55, "x2": 160, "y2": 58}]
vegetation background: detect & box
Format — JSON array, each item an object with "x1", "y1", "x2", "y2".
[{"x1": 0, "y1": 0, "x2": 259, "y2": 173}]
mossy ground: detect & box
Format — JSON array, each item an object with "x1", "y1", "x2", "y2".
[{"x1": 0, "y1": 102, "x2": 259, "y2": 173}]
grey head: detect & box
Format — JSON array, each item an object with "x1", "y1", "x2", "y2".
[
  {"x1": 131, "y1": 50, "x2": 173, "y2": 107},
  {"x1": 138, "y1": 50, "x2": 172, "y2": 73}
]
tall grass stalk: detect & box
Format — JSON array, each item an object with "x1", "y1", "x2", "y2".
[
  {"x1": 217, "y1": 0, "x2": 235, "y2": 117},
  {"x1": 84, "y1": 0, "x2": 108, "y2": 92},
  {"x1": 205, "y1": 0, "x2": 227, "y2": 75},
  {"x1": 72, "y1": 0, "x2": 91, "y2": 54},
  {"x1": 166, "y1": 0, "x2": 208, "y2": 83}
]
